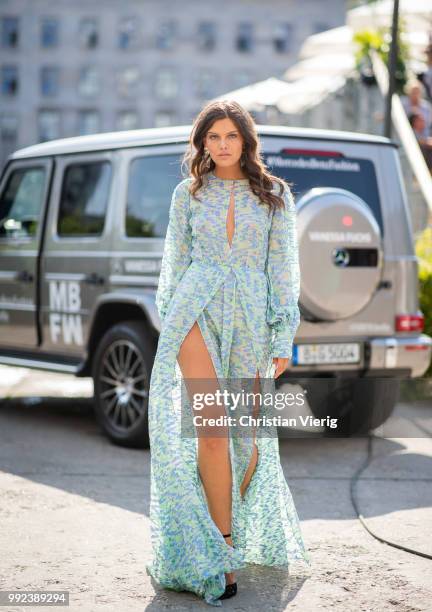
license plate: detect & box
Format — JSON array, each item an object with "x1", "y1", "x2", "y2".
[{"x1": 293, "y1": 342, "x2": 361, "y2": 365}]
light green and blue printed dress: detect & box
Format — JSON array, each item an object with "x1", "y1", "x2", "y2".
[{"x1": 145, "y1": 170, "x2": 311, "y2": 605}]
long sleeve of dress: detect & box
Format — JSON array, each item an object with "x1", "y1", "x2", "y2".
[
  {"x1": 265, "y1": 182, "x2": 301, "y2": 359},
  {"x1": 155, "y1": 179, "x2": 193, "y2": 323}
]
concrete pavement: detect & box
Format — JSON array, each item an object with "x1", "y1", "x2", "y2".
[{"x1": 0, "y1": 365, "x2": 431, "y2": 611}]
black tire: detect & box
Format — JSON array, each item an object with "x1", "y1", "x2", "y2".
[
  {"x1": 92, "y1": 320, "x2": 155, "y2": 448},
  {"x1": 305, "y1": 377, "x2": 400, "y2": 436}
]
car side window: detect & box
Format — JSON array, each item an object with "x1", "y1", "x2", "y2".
[
  {"x1": 126, "y1": 154, "x2": 183, "y2": 238},
  {"x1": 57, "y1": 161, "x2": 112, "y2": 236},
  {"x1": 0, "y1": 166, "x2": 46, "y2": 239}
]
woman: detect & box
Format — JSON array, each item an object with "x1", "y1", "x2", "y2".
[
  {"x1": 145, "y1": 100, "x2": 311, "y2": 606},
  {"x1": 408, "y1": 112, "x2": 432, "y2": 172},
  {"x1": 401, "y1": 79, "x2": 432, "y2": 140}
]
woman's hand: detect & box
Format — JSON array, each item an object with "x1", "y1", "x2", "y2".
[{"x1": 272, "y1": 357, "x2": 289, "y2": 378}]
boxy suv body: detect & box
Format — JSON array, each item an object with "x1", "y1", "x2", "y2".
[{"x1": 0, "y1": 125, "x2": 430, "y2": 447}]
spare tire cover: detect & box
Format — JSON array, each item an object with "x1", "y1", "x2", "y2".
[{"x1": 296, "y1": 187, "x2": 382, "y2": 320}]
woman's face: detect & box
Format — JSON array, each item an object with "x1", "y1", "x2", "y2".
[
  {"x1": 204, "y1": 117, "x2": 244, "y2": 169},
  {"x1": 413, "y1": 114, "x2": 426, "y2": 132},
  {"x1": 409, "y1": 85, "x2": 421, "y2": 104}
]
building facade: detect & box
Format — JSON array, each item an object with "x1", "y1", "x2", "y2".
[{"x1": 0, "y1": 0, "x2": 346, "y2": 169}]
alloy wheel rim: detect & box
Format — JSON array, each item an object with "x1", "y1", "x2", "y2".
[{"x1": 99, "y1": 340, "x2": 148, "y2": 431}]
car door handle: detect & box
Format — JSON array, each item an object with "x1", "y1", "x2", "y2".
[
  {"x1": 84, "y1": 272, "x2": 105, "y2": 285},
  {"x1": 16, "y1": 270, "x2": 34, "y2": 283}
]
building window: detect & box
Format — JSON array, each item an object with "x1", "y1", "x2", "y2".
[
  {"x1": 154, "y1": 111, "x2": 176, "y2": 127},
  {"x1": 155, "y1": 68, "x2": 178, "y2": 99},
  {"x1": 117, "y1": 110, "x2": 139, "y2": 130},
  {"x1": 1, "y1": 66, "x2": 18, "y2": 96},
  {"x1": 77, "y1": 110, "x2": 100, "y2": 135},
  {"x1": 78, "y1": 66, "x2": 99, "y2": 97},
  {"x1": 0, "y1": 113, "x2": 18, "y2": 141},
  {"x1": 38, "y1": 110, "x2": 60, "y2": 142},
  {"x1": 118, "y1": 17, "x2": 139, "y2": 49},
  {"x1": 273, "y1": 23, "x2": 292, "y2": 53},
  {"x1": 236, "y1": 22, "x2": 253, "y2": 53},
  {"x1": 197, "y1": 21, "x2": 216, "y2": 51},
  {"x1": 58, "y1": 162, "x2": 111, "y2": 237},
  {"x1": 116, "y1": 66, "x2": 140, "y2": 97},
  {"x1": 1, "y1": 17, "x2": 19, "y2": 48},
  {"x1": 79, "y1": 18, "x2": 98, "y2": 49},
  {"x1": 40, "y1": 66, "x2": 59, "y2": 97},
  {"x1": 155, "y1": 20, "x2": 176, "y2": 50},
  {"x1": 195, "y1": 68, "x2": 215, "y2": 99},
  {"x1": 41, "y1": 18, "x2": 59, "y2": 48}
]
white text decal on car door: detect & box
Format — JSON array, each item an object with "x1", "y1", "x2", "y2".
[{"x1": 49, "y1": 281, "x2": 83, "y2": 345}]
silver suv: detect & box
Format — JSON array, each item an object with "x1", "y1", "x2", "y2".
[{"x1": 0, "y1": 125, "x2": 430, "y2": 447}]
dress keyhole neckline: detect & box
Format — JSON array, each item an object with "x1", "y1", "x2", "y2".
[{"x1": 226, "y1": 181, "x2": 235, "y2": 252}]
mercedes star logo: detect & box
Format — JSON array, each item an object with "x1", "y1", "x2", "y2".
[{"x1": 333, "y1": 248, "x2": 350, "y2": 267}]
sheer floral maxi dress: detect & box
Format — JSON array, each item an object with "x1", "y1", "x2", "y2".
[{"x1": 145, "y1": 171, "x2": 311, "y2": 605}]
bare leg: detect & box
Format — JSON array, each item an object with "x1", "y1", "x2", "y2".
[
  {"x1": 239, "y1": 369, "x2": 261, "y2": 499},
  {"x1": 177, "y1": 321, "x2": 236, "y2": 586}
]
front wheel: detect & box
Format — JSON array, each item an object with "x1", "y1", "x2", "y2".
[{"x1": 92, "y1": 320, "x2": 155, "y2": 448}]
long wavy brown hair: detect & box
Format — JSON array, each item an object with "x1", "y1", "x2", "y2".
[{"x1": 182, "y1": 99, "x2": 291, "y2": 215}]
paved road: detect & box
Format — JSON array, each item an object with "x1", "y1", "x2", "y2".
[{"x1": 0, "y1": 366, "x2": 431, "y2": 611}]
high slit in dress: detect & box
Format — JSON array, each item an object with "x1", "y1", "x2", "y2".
[{"x1": 145, "y1": 170, "x2": 311, "y2": 605}]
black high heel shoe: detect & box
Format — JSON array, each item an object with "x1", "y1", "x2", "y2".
[{"x1": 218, "y1": 533, "x2": 238, "y2": 600}]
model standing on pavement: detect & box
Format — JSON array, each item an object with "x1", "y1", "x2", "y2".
[{"x1": 146, "y1": 99, "x2": 311, "y2": 606}]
